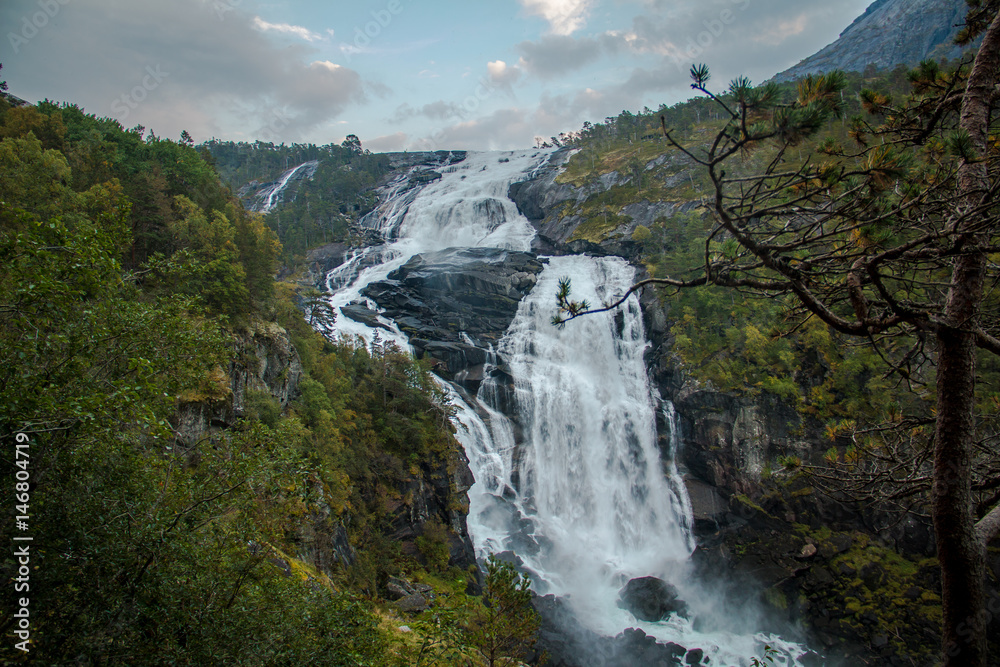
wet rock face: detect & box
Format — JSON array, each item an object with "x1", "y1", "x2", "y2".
[
  {"x1": 362, "y1": 247, "x2": 545, "y2": 390},
  {"x1": 382, "y1": 150, "x2": 468, "y2": 170},
  {"x1": 529, "y1": 594, "x2": 692, "y2": 667},
  {"x1": 617, "y1": 576, "x2": 689, "y2": 622},
  {"x1": 303, "y1": 242, "x2": 350, "y2": 288}
]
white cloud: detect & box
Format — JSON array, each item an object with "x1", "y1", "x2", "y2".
[
  {"x1": 0, "y1": 0, "x2": 367, "y2": 143},
  {"x1": 365, "y1": 132, "x2": 409, "y2": 152},
  {"x1": 487, "y1": 60, "x2": 522, "y2": 86},
  {"x1": 310, "y1": 60, "x2": 343, "y2": 73},
  {"x1": 252, "y1": 16, "x2": 325, "y2": 42},
  {"x1": 519, "y1": 0, "x2": 595, "y2": 35},
  {"x1": 753, "y1": 14, "x2": 809, "y2": 44}
]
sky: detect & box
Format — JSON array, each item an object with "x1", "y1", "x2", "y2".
[{"x1": 1, "y1": 0, "x2": 873, "y2": 152}]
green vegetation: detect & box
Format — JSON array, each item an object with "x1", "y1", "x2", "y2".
[
  {"x1": 556, "y1": 66, "x2": 938, "y2": 425},
  {"x1": 205, "y1": 137, "x2": 392, "y2": 265},
  {"x1": 557, "y1": 48, "x2": 1000, "y2": 664},
  {"x1": 410, "y1": 556, "x2": 541, "y2": 666},
  {"x1": 0, "y1": 82, "x2": 474, "y2": 665}
]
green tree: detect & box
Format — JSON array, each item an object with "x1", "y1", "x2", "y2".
[
  {"x1": 467, "y1": 556, "x2": 541, "y2": 667},
  {"x1": 556, "y1": 5, "x2": 1000, "y2": 665},
  {"x1": 0, "y1": 109, "x2": 392, "y2": 666},
  {"x1": 342, "y1": 133, "x2": 363, "y2": 154}
]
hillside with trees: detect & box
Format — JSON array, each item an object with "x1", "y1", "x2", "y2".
[
  {"x1": 204, "y1": 136, "x2": 392, "y2": 265},
  {"x1": 0, "y1": 77, "x2": 539, "y2": 665},
  {"x1": 552, "y1": 12, "x2": 1000, "y2": 666}
]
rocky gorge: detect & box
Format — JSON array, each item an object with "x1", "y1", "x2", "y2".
[{"x1": 289, "y1": 144, "x2": 1000, "y2": 665}]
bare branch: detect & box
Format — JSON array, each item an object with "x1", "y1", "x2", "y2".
[{"x1": 976, "y1": 502, "x2": 1000, "y2": 545}]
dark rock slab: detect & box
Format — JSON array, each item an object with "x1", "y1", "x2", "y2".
[
  {"x1": 362, "y1": 247, "x2": 544, "y2": 386},
  {"x1": 529, "y1": 594, "x2": 686, "y2": 667},
  {"x1": 617, "y1": 576, "x2": 689, "y2": 622},
  {"x1": 685, "y1": 647, "x2": 705, "y2": 664},
  {"x1": 339, "y1": 303, "x2": 392, "y2": 331},
  {"x1": 395, "y1": 593, "x2": 429, "y2": 613},
  {"x1": 383, "y1": 150, "x2": 467, "y2": 170}
]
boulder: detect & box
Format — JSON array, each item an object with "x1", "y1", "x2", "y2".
[
  {"x1": 395, "y1": 593, "x2": 429, "y2": 614},
  {"x1": 617, "y1": 576, "x2": 689, "y2": 622},
  {"x1": 685, "y1": 647, "x2": 705, "y2": 664},
  {"x1": 529, "y1": 595, "x2": 687, "y2": 667},
  {"x1": 340, "y1": 303, "x2": 392, "y2": 331},
  {"x1": 362, "y1": 247, "x2": 545, "y2": 389}
]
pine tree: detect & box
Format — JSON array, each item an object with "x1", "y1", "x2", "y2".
[{"x1": 557, "y1": 4, "x2": 1000, "y2": 664}]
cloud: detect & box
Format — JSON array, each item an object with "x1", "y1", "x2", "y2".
[
  {"x1": 487, "y1": 60, "x2": 522, "y2": 86},
  {"x1": 608, "y1": 0, "x2": 872, "y2": 85},
  {"x1": 413, "y1": 108, "x2": 534, "y2": 151},
  {"x1": 387, "y1": 100, "x2": 467, "y2": 124},
  {"x1": 251, "y1": 17, "x2": 326, "y2": 42},
  {"x1": 515, "y1": 35, "x2": 605, "y2": 78},
  {"x1": 364, "y1": 131, "x2": 409, "y2": 152},
  {"x1": 753, "y1": 14, "x2": 809, "y2": 45},
  {"x1": 0, "y1": 0, "x2": 367, "y2": 142},
  {"x1": 519, "y1": 0, "x2": 595, "y2": 35}
]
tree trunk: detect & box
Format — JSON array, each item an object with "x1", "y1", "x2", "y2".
[
  {"x1": 934, "y1": 307, "x2": 987, "y2": 666},
  {"x1": 934, "y1": 6, "x2": 1000, "y2": 665}
]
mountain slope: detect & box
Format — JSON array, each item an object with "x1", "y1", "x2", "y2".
[{"x1": 775, "y1": 0, "x2": 969, "y2": 82}]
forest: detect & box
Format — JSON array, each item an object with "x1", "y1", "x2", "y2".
[
  {"x1": 3, "y1": 7, "x2": 1000, "y2": 661},
  {"x1": 0, "y1": 74, "x2": 538, "y2": 665}
]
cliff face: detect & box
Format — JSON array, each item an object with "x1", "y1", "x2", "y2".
[
  {"x1": 173, "y1": 319, "x2": 304, "y2": 445},
  {"x1": 170, "y1": 317, "x2": 479, "y2": 585},
  {"x1": 497, "y1": 147, "x2": 978, "y2": 663},
  {"x1": 774, "y1": 0, "x2": 969, "y2": 82}
]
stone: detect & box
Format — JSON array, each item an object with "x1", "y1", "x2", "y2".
[
  {"x1": 799, "y1": 543, "x2": 818, "y2": 559},
  {"x1": 395, "y1": 593, "x2": 429, "y2": 613},
  {"x1": 685, "y1": 477, "x2": 729, "y2": 532},
  {"x1": 819, "y1": 533, "x2": 853, "y2": 558},
  {"x1": 362, "y1": 247, "x2": 545, "y2": 363},
  {"x1": 617, "y1": 576, "x2": 689, "y2": 622},
  {"x1": 386, "y1": 576, "x2": 414, "y2": 601},
  {"x1": 340, "y1": 303, "x2": 392, "y2": 331}
]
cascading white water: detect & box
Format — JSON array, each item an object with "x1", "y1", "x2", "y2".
[
  {"x1": 469, "y1": 257, "x2": 808, "y2": 664},
  {"x1": 497, "y1": 256, "x2": 695, "y2": 577},
  {"x1": 250, "y1": 160, "x2": 319, "y2": 213},
  {"x1": 322, "y1": 150, "x2": 552, "y2": 348},
  {"x1": 320, "y1": 149, "x2": 810, "y2": 666}
]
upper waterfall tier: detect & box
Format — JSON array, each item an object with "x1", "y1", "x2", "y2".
[
  {"x1": 360, "y1": 150, "x2": 552, "y2": 251},
  {"x1": 321, "y1": 149, "x2": 555, "y2": 348}
]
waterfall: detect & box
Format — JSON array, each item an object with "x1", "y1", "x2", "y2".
[
  {"x1": 249, "y1": 160, "x2": 319, "y2": 213},
  {"x1": 321, "y1": 150, "x2": 552, "y2": 349},
  {"x1": 320, "y1": 150, "x2": 809, "y2": 665},
  {"x1": 494, "y1": 256, "x2": 695, "y2": 577}
]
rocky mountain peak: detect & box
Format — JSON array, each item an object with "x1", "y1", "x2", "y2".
[{"x1": 774, "y1": 0, "x2": 970, "y2": 82}]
